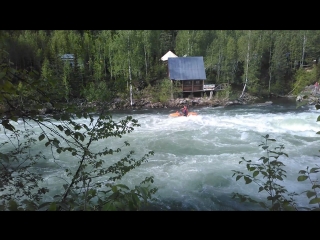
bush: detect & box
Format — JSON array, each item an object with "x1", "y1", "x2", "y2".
[{"x1": 232, "y1": 134, "x2": 320, "y2": 211}]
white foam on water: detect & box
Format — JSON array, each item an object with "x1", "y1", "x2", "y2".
[{"x1": 1, "y1": 102, "x2": 320, "y2": 210}]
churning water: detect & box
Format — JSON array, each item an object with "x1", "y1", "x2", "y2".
[{"x1": 2, "y1": 98, "x2": 320, "y2": 210}]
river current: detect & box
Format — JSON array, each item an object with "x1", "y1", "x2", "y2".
[{"x1": 2, "y1": 98, "x2": 320, "y2": 210}]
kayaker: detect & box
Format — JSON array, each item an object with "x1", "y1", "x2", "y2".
[{"x1": 180, "y1": 105, "x2": 188, "y2": 117}]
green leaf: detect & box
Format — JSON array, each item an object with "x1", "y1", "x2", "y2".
[
  {"x1": 310, "y1": 168, "x2": 320, "y2": 173},
  {"x1": 306, "y1": 191, "x2": 316, "y2": 199},
  {"x1": 297, "y1": 175, "x2": 308, "y2": 181},
  {"x1": 52, "y1": 139, "x2": 60, "y2": 148},
  {"x1": 115, "y1": 184, "x2": 130, "y2": 190},
  {"x1": 312, "y1": 184, "x2": 320, "y2": 189},
  {"x1": 131, "y1": 193, "x2": 140, "y2": 207},
  {"x1": 309, "y1": 198, "x2": 320, "y2": 204},
  {"x1": 253, "y1": 171, "x2": 259, "y2": 178},
  {"x1": 49, "y1": 202, "x2": 56, "y2": 211},
  {"x1": 103, "y1": 202, "x2": 116, "y2": 211},
  {"x1": 2, "y1": 122, "x2": 15, "y2": 131},
  {"x1": 79, "y1": 133, "x2": 84, "y2": 141},
  {"x1": 111, "y1": 185, "x2": 118, "y2": 192},
  {"x1": 39, "y1": 134, "x2": 45, "y2": 141},
  {"x1": 244, "y1": 176, "x2": 252, "y2": 184},
  {"x1": 283, "y1": 205, "x2": 296, "y2": 211},
  {"x1": 236, "y1": 175, "x2": 242, "y2": 181},
  {"x1": 246, "y1": 164, "x2": 251, "y2": 171}
]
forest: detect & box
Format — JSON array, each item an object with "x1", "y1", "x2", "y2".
[
  {"x1": 2, "y1": 30, "x2": 320, "y2": 105},
  {"x1": 1, "y1": 30, "x2": 320, "y2": 211}
]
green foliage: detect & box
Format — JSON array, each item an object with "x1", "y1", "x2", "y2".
[
  {"x1": 232, "y1": 134, "x2": 295, "y2": 211},
  {"x1": 297, "y1": 166, "x2": 320, "y2": 209},
  {"x1": 81, "y1": 81, "x2": 113, "y2": 102},
  {"x1": 214, "y1": 84, "x2": 237, "y2": 101},
  {"x1": 270, "y1": 80, "x2": 287, "y2": 96},
  {"x1": 232, "y1": 134, "x2": 320, "y2": 211},
  {"x1": 0, "y1": 53, "x2": 157, "y2": 211},
  {"x1": 1, "y1": 108, "x2": 158, "y2": 211},
  {"x1": 292, "y1": 68, "x2": 317, "y2": 95},
  {"x1": 142, "y1": 78, "x2": 181, "y2": 104},
  {"x1": 41, "y1": 111, "x2": 157, "y2": 211},
  {"x1": 0, "y1": 128, "x2": 49, "y2": 208},
  {"x1": 3, "y1": 30, "x2": 320, "y2": 98}
]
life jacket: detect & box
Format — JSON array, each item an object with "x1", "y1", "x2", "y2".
[{"x1": 183, "y1": 108, "x2": 188, "y2": 116}]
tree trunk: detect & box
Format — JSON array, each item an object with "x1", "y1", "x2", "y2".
[
  {"x1": 300, "y1": 32, "x2": 307, "y2": 68},
  {"x1": 240, "y1": 31, "x2": 251, "y2": 99},
  {"x1": 269, "y1": 46, "x2": 272, "y2": 94},
  {"x1": 127, "y1": 33, "x2": 133, "y2": 106}
]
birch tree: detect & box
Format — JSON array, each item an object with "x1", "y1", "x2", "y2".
[
  {"x1": 225, "y1": 35, "x2": 239, "y2": 84},
  {"x1": 239, "y1": 30, "x2": 251, "y2": 99}
]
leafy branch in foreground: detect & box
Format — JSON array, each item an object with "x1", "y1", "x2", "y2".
[
  {"x1": 231, "y1": 134, "x2": 297, "y2": 211},
  {"x1": 232, "y1": 134, "x2": 320, "y2": 211},
  {"x1": 1, "y1": 50, "x2": 157, "y2": 211},
  {"x1": 297, "y1": 166, "x2": 320, "y2": 210}
]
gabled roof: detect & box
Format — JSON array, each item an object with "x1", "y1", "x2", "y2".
[
  {"x1": 168, "y1": 57, "x2": 206, "y2": 80},
  {"x1": 161, "y1": 50, "x2": 178, "y2": 61}
]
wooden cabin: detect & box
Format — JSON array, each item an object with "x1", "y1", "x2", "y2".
[{"x1": 167, "y1": 56, "x2": 207, "y2": 97}]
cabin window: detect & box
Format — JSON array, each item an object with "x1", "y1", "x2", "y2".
[
  {"x1": 184, "y1": 81, "x2": 192, "y2": 85},
  {"x1": 195, "y1": 80, "x2": 201, "y2": 85}
]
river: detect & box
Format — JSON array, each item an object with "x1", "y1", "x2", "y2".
[{"x1": 2, "y1": 98, "x2": 320, "y2": 210}]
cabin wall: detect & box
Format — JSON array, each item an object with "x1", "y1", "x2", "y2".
[{"x1": 181, "y1": 80, "x2": 204, "y2": 92}]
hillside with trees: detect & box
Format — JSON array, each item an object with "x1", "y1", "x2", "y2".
[{"x1": 1, "y1": 30, "x2": 320, "y2": 107}]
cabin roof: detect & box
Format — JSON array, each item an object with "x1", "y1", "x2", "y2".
[
  {"x1": 168, "y1": 57, "x2": 206, "y2": 80},
  {"x1": 161, "y1": 50, "x2": 178, "y2": 61}
]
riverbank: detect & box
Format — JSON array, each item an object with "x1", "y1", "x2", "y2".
[
  {"x1": 80, "y1": 92, "x2": 262, "y2": 112},
  {"x1": 16, "y1": 86, "x2": 320, "y2": 116}
]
